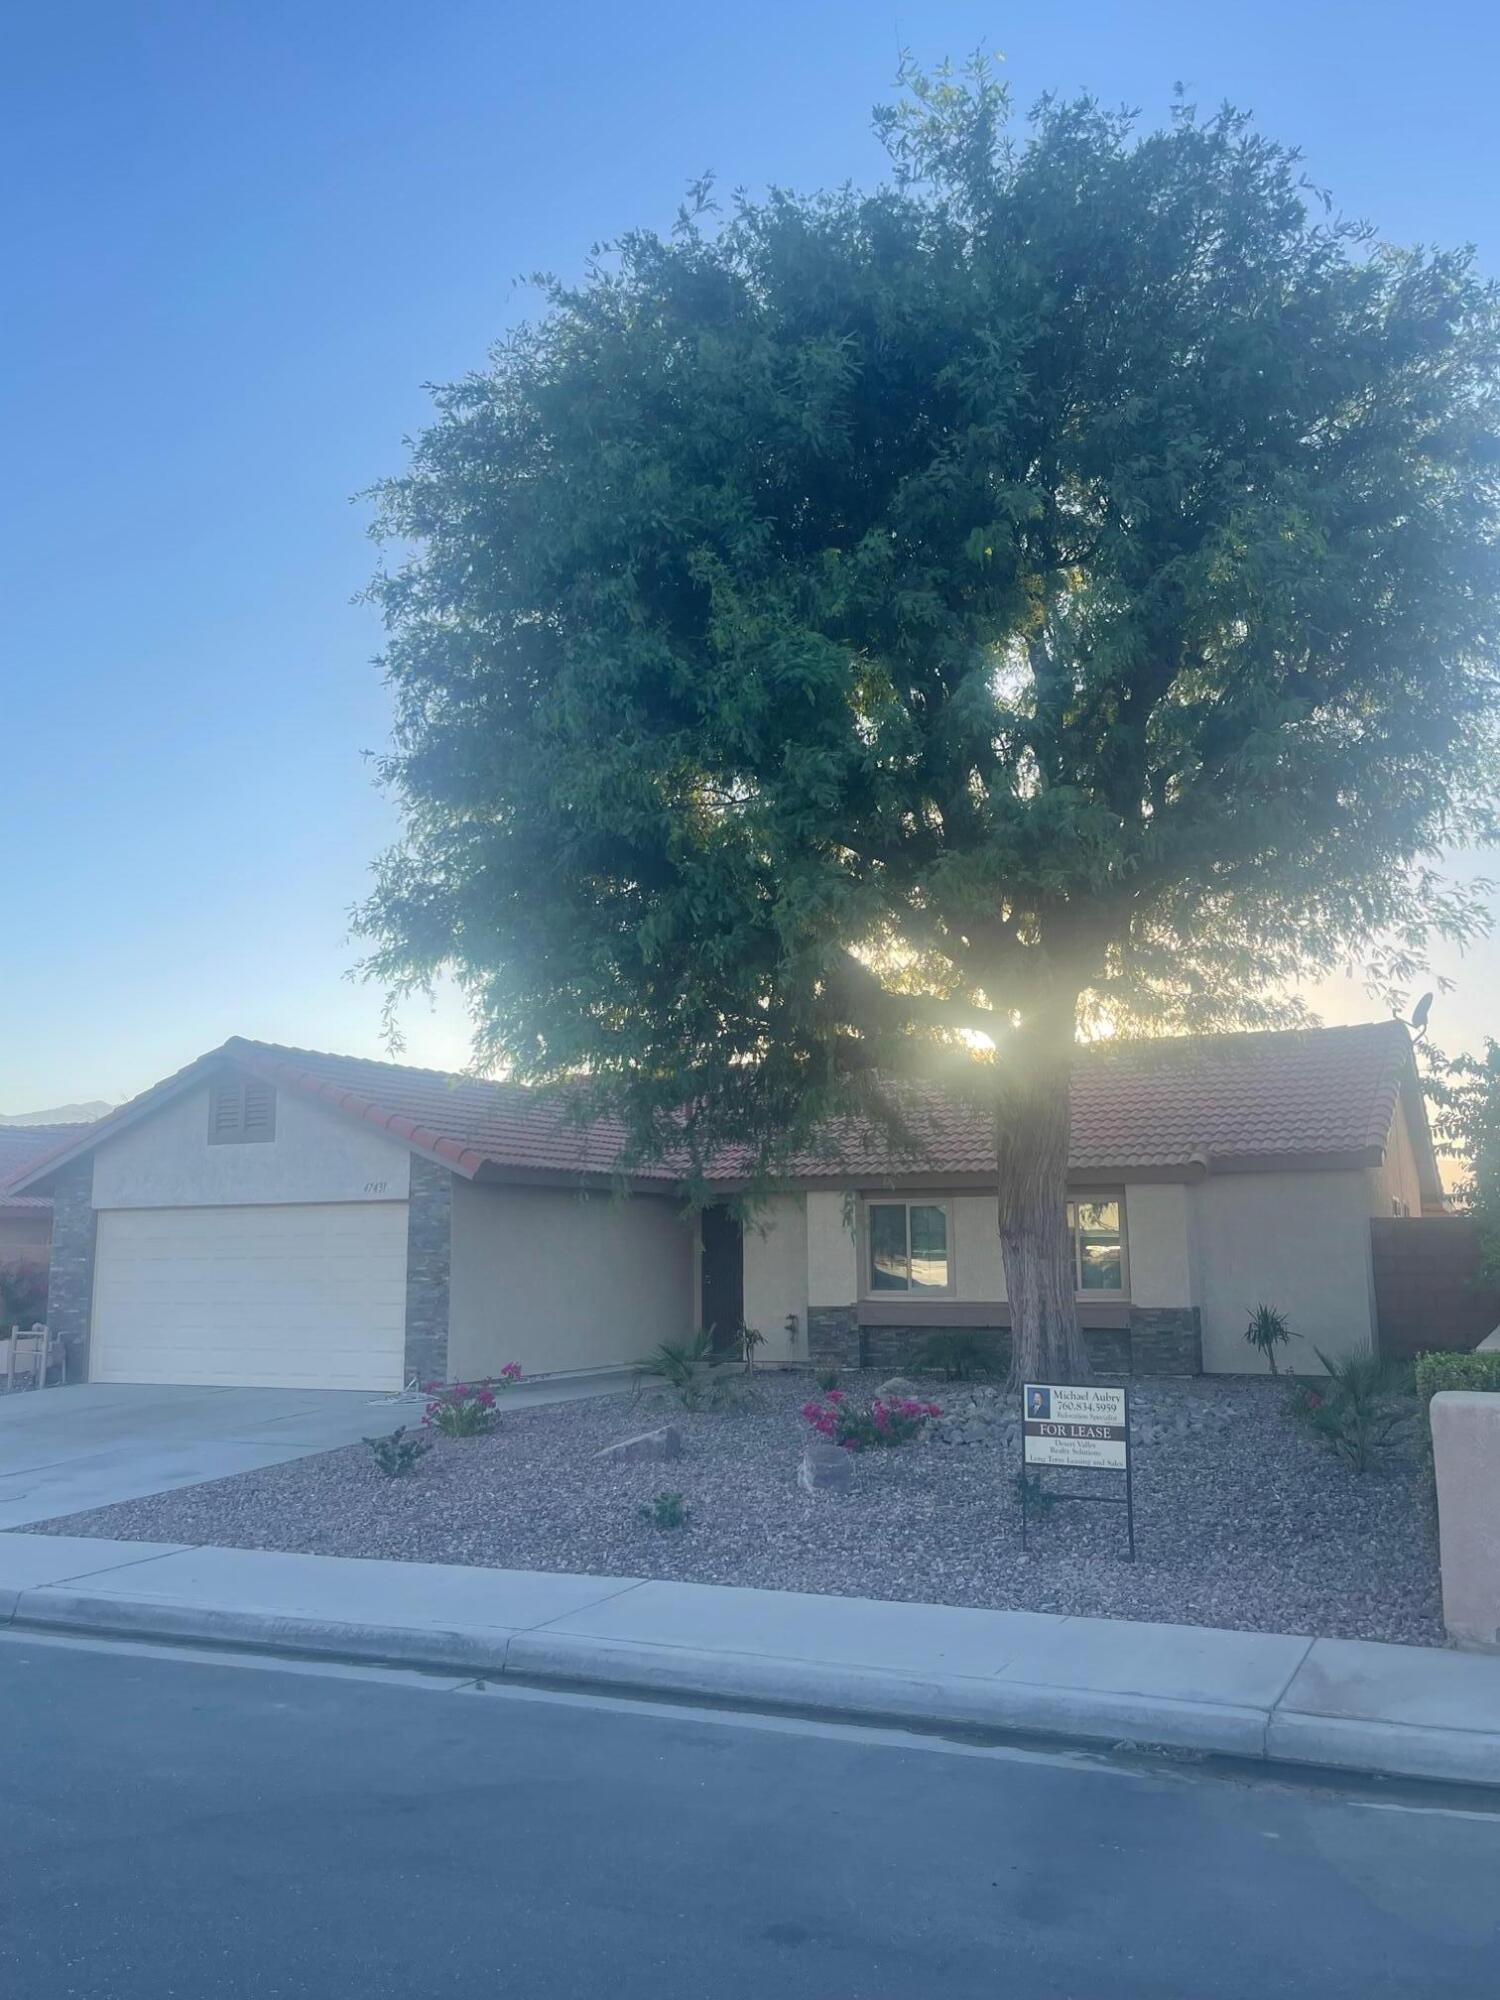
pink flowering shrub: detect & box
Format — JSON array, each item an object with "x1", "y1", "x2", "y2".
[
  {"x1": 800, "y1": 1390, "x2": 940, "y2": 1452},
  {"x1": 423, "y1": 1366, "x2": 523, "y2": 1437}
]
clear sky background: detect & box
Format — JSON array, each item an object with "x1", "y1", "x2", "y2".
[{"x1": 2, "y1": 1, "x2": 1497, "y2": 1112}]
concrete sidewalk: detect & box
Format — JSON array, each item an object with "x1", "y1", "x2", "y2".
[{"x1": 3, "y1": 1530, "x2": 1497, "y2": 1788}]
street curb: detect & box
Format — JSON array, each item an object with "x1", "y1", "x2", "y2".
[{"x1": 14, "y1": 1587, "x2": 1498, "y2": 1786}]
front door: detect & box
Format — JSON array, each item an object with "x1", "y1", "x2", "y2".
[{"x1": 699, "y1": 1205, "x2": 744, "y2": 1356}]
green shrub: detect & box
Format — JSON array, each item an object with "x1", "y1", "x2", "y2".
[
  {"x1": 1286, "y1": 1348, "x2": 1413, "y2": 1472},
  {"x1": 1244, "y1": 1302, "x2": 1296, "y2": 1374},
  {"x1": 635, "y1": 1330, "x2": 741, "y2": 1410},
  {"x1": 918, "y1": 1329, "x2": 1002, "y2": 1381},
  {"x1": 1013, "y1": 1468, "x2": 1057, "y2": 1516},
  {"x1": 638, "y1": 1490, "x2": 691, "y2": 1530},
  {"x1": 815, "y1": 1368, "x2": 841, "y2": 1392},
  {"x1": 363, "y1": 1427, "x2": 430, "y2": 1478},
  {"x1": 0, "y1": 1257, "x2": 48, "y2": 1332},
  {"x1": 1413, "y1": 1350, "x2": 1500, "y2": 1409}
]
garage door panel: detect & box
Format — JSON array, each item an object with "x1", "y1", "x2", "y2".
[{"x1": 92, "y1": 1204, "x2": 409, "y2": 1390}]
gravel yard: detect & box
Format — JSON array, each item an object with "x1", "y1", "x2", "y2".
[{"x1": 27, "y1": 1372, "x2": 1444, "y2": 1645}]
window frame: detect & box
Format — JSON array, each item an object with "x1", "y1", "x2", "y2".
[
  {"x1": 857, "y1": 1190, "x2": 1129, "y2": 1302},
  {"x1": 207, "y1": 1075, "x2": 277, "y2": 1147},
  {"x1": 860, "y1": 1198, "x2": 956, "y2": 1299},
  {"x1": 1066, "y1": 1190, "x2": 1129, "y2": 1297}
]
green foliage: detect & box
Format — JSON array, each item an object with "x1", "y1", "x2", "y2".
[
  {"x1": 638, "y1": 1490, "x2": 691, "y2": 1531},
  {"x1": 635, "y1": 1330, "x2": 741, "y2": 1410},
  {"x1": 919, "y1": 1329, "x2": 1002, "y2": 1381},
  {"x1": 1287, "y1": 1349, "x2": 1414, "y2": 1472},
  {"x1": 359, "y1": 58, "x2": 1500, "y2": 1377},
  {"x1": 1426, "y1": 1040, "x2": 1500, "y2": 1281},
  {"x1": 423, "y1": 1382, "x2": 501, "y2": 1436},
  {"x1": 363, "y1": 1427, "x2": 430, "y2": 1478},
  {"x1": 0, "y1": 1258, "x2": 47, "y2": 1332},
  {"x1": 1413, "y1": 1350, "x2": 1500, "y2": 1409},
  {"x1": 740, "y1": 1324, "x2": 766, "y2": 1372},
  {"x1": 1244, "y1": 1303, "x2": 1296, "y2": 1375},
  {"x1": 802, "y1": 1389, "x2": 939, "y2": 1449},
  {"x1": 1014, "y1": 1468, "x2": 1058, "y2": 1517},
  {"x1": 815, "y1": 1368, "x2": 842, "y2": 1392}
]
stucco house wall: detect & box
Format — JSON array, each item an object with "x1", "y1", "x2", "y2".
[
  {"x1": 90, "y1": 1080, "x2": 412, "y2": 1210},
  {"x1": 1194, "y1": 1169, "x2": 1378, "y2": 1373},
  {"x1": 741, "y1": 1195, "x2": 808, "y2": 1365},
  {"x1": 448, "y1": 1179, "x2": 695, "y2": 1380},
  {"x1": 1369, "y1": 1097, "x2": 1425, "y2": 1218}
]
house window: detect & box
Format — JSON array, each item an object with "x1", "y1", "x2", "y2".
[
  {"x1": 867, "y1": 1201, "x2": 950, "y2": 1293},
  {"x1": 1068, "y1": 1197, "x2": 1124, "y2": 1292},
  {"x1": 208, "y1": 1075, "x2": 276, "y2": 1145}
]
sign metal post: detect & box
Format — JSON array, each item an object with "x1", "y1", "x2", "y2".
[{"x1": 1020, "y1": 1381, "x2": 1135, "y2": 1562}]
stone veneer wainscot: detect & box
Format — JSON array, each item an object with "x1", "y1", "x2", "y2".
[{"x1": 404, "y1": 1154, "x2": 452, "y2": 1385}]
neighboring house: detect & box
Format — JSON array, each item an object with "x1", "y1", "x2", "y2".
[
  {"x1": 6, "y1": 1023, "x2": 1440, "y2": 1392},
  {"x1": 0, "y1": 1122, "x2": 95, "y2": 1277}
]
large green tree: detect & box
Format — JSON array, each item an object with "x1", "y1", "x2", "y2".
[{"x1": 361, "y1": 63, "x2": 1500, "y2": 1383}]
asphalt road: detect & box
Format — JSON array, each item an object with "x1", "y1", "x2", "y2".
[{"x1": 2, "y1": 1632, "x2": 1497, "y2": 1999}]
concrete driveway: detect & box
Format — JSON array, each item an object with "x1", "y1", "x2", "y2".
[
  {"x1": 0, "y1": 1383, "x2": 427, "y2": 1529},
  {"x1": 0, "y1": 1371, "x2": 630, "y2": 1529}
]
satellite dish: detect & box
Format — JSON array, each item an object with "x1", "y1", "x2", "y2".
[{"x1": 1408, "y1": 991, "x2": 1434, "y2": 1038}]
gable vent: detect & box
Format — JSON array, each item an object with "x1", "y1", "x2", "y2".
[{"x1": 208, "y1": 1074, "x2": 277, "y2": 1145}]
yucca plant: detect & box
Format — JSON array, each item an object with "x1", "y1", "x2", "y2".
[{"x1": 1244, "y1": 1303, "x2": 1296, "y2": 1375}]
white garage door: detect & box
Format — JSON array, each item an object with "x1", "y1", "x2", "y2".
[{"x1": 91, "y1": 1204, "x2": 409, "y2": 1390}]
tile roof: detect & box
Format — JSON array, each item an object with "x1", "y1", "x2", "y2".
[
  {"x1": 764, "y1": 1021, "x2": 1420, "y2": 1180},
  {"x1": 0, "y1": 1123, "x2": 96, "y2": 1212},
  {"x1": 7, "y1": 1021, "x2": 1427, "y2": 1197}
]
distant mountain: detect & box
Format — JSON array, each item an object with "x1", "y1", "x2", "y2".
[{"x1": 0, "y1": 1101, "x2": 113, "y2": 1127}]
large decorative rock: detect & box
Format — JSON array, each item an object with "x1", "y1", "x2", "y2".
[
  {"x1": 799, "y1": 1439, "x2": 853, "y2": 1493},
  {"x1": 1432, "y1": 1390, "x2": 1500, "y2": 1650},
  {"x1": 875, "y1": 1377, "x2": 921, "y2": 1402},
  {"x1": 594, "y1": 1425, "x2": 684, "y2": 1465}
]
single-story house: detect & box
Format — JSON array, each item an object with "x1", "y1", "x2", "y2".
[
  {"x1": 3, "y1": 1022, "x2": 1440, "y2": 1390},
  {"x1": 0, "y1": 1123, "x2": 94, "y2": 1280}
]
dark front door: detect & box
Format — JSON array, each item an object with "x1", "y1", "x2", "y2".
[{"x1": 700, "y1": 1205, "x2": 744, "y2": 1356}]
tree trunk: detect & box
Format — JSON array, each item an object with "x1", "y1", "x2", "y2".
[{"x1": 996, "y1": 1021, "x2": 1091, "y2": 1387}]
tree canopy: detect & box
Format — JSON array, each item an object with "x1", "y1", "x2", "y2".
[{"x1": 360, "y1": 61, "x2": 1500, "y2": 1374}]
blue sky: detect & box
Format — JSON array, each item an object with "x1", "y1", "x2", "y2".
[{"x1": 2, "y1": 1, "x2": 1497, "y2": 1111}]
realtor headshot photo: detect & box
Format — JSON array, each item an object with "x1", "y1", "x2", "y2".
[{"x1": 1026, "y1": 1388, "x2": 1052, "y2": 1420}]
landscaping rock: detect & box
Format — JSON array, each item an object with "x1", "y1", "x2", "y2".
[
  {"x1": 798, "y1": 1440, "x2": 853, "y2": 1493},
  {"x1": 875, "y1": 1377, "x2": 922, "y2": 1402},
  {"x1": 35, "y1": 1372, "x2": 1444, "y2": 1649},
  {"x1": 592, "y1": 1425, "x2": 684, "y2": 1465}
]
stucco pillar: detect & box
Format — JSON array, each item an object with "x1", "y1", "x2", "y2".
[{"x1": 1432, "y1": 1391, "x2": 1500, "y2": 1651}]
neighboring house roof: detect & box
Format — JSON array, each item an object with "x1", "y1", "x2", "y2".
[
  {"x1": 0, "y1": 1122, "x2": 96, "y2": 1215},
  {"x1": 6, "y1": 1020, "x2": 1440, "y2": 1204}
]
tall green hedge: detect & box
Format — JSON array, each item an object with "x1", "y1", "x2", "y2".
[{"x1": 1413, "y1": 1350, "x2": 1500, "y2": 1408}]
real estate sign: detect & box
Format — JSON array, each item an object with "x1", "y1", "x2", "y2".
[{"x1": 1022, "y1": 1384, "x2": 1129, "y2": 1471}]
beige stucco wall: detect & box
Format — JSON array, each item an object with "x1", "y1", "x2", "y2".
[
  {"x1": 90, "y1": 1078, "x2": 412, "y2": 1211},
  {"x1": 1125, "y1": 1182, "x2": 1195, "y2": 1307},
  {"x1": 1195, "y1": 1168, "x2": 1377, "y2": 1373},
  {"x1": 741, "y1": 1195, "x2": 808, "y2": 1365},
  {"x1": 806, "y1": 1190, "x2": 857, "y2": 1306},
  {"x1": 1370, "y1": 1097, "x2": 1424, "y2": 1217},
  {"x1": 448, "y1": 1179, "x2": 695, "y2": 1379},
  {"x1": 951, "y1": 1194, "x2": 1006, "y2": 1301}
]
